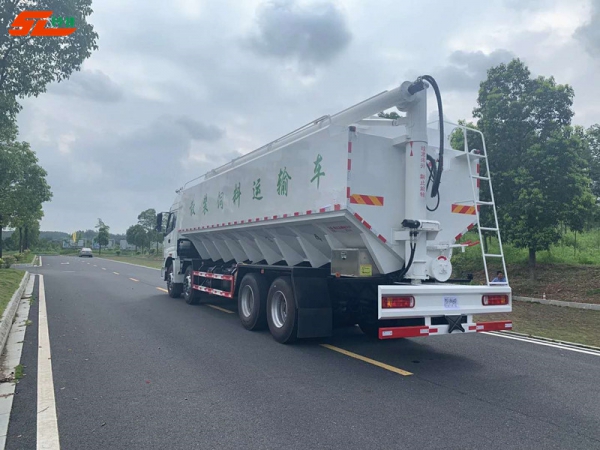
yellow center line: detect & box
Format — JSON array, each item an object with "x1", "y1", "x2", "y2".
[
  {"x1": 129, "y1": 278, "x2": 139, "y2": 282},
  {"x1": 113, "y1": 272, "x2": 119, "y2": 275},
  {"x1": 156, "y1": 287, "x2": 168, "y2": 293},
  {"x1": 320, "y1": 344, "x2": 413, "y2": 376},
  {"x1": 207, "y1": 304, "x2": 235, "y2": 314}
]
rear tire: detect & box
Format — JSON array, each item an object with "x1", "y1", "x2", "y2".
[
  {"x1": 167, "y1": 264, "x2": 182, "y2": 298},
  {"x1": 238, "y1": 273, "x2": 268, "y2": 331},
  {"x1": 266, "y1": 276, "x2": 298, "y2": 344},
  {"x1": 183, "y1": 266, "x2": 202, "y2": 305}
]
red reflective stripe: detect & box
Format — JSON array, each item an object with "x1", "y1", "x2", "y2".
[
  {"x1": 363, "y1": 221, "x2": 372, "y2": 230},
  {"x1": 467, "y1": 223, "x2": 475, "y2": 231},
  {"x1": 294, "y1": 212, "x2": 300, "y2": 216},
  {"x1": 354, "y1": 212, "x2": 363, "y2": 222},
  {"x1": 347, "y1": 141, "x2": 352, "y2": 153},
  {"x1": 475, "y1": 321, "x2": 512, "y2": 332},
  {"x1": 346, "y1": 187, "x2": 351, "y2": 198},
  {"x1": 348, "y1": 159, "x2": 352, "y2": 170},
  {"x1": 334, "y1": 204, "x2": 341, "y2": 211},
  {"x1": 379, "y1": 326, "x2": 430, "y2": 339},
  {"x1": 283, "y1": 214, "x2": 288, "y2": 218},
  {"x1": 306, "y1": 210, "x2": 312, "y2": 214},
  {"x1": 319, "y1": 208, "x2": 326, "y2": 213},
  {"x1": 378, "y1": 234, "x2": 387, "y2": 243}
]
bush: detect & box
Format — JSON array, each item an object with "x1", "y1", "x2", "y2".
[
  {"x1": 116, "y1": 250, "x2": 121, "y2": 256},
  {"x1": 136, "y1": 251, "x2": 141, "y2": 255},
  {"x1": 149, "y1": 248, "x2": 156, "y2": 255},
  {"x1": 3, "y1": 255, "x2": 15, "y2": 268},
  {"x1": 13, "y1": 253, "x2": 22, "y2": 262},
  {"x1": 23, "y1": 249, "x2": 31, "y2": 254}
]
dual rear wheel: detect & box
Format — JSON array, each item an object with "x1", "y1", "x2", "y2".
[{"x1": 237, "y1": 273, "x2": 297, "y2": 344}]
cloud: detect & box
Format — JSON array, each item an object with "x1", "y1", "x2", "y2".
[
  {"x1": 47, "y1": 70, "x2": 124, "y2": 102},
  {"x1": 574, "y1": 0, "x2": 600, "y2": 57},
  {"x1": 436, "y1": 49, "x2": 517, "y2": 92},
  {"x1": 175, "y1": 117, "x2": 225, "y2": 141},
  {"x1": 246, "y1": 0, "x2": 351, "y2": 70}
]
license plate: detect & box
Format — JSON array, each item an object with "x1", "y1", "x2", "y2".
[{"x1": 444, "y1": 296, "x2": 459, "y2": 309}]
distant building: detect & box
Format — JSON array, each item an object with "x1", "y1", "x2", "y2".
[{"x1": 120, "y1": 240, "x2": 136, "y2": 251}]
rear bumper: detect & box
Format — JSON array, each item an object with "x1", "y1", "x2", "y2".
[
  {"x1": 379, "y1": 320, "x2": 512, "y2": 339},
  {"x1": 378, "y1": 284, "x2": 512, "y2": 320}
]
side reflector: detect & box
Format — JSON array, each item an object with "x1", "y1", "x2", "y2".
[
  {"x1": 482, "y1": 294, "x2": 509, "y2": 306},
  {"x1": 382, "y1": 296, "x2": 415, "y2": 309}
]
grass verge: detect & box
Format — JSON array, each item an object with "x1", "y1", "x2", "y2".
[
  {"x1": 14, "y1": 364, "x2": 23, "y2": 380},
  {"x1": 97, "y1": 255, "x2": 162, "y2": 269},
  {"x1": 475, "y1": 301, "x2": 600, "y2": 348},
  {"x1": 0, "y1": 269, "x2": 25, "y2": 317}
]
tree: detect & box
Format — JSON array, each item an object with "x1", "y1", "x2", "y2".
[
  {"x1": 0, "y1": 1, "x2": 98, "y2": 101},
  {"x1": 0, "y1": 139, "x2": 51, "y2": 257},
  {"x1": 96, "y1": 225, "x2": 109, "y2": 254},
  {"x1": 473, "y1": 59, "x2": 593, "y2": 276},
  {"x1": 137, "y1": 208, "x2": 161, "y2": 252},
  {"x1": 378, "y1": 111, "x2": 400, "y2": 120},
  {"x1": 126, "y1": 224, "x2": 148, "y2": 253},
  {"x1": 583, "y1": 124, "x2": 600, "y2": 197}
]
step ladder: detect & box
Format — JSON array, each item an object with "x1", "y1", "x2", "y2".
[{"x1": 460, "y1": 128, "x2": 509, "y2": 286}]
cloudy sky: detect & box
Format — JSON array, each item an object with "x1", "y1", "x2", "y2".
[{"x1": 16, "y1": 0, "x2": 600, "y2": 233}]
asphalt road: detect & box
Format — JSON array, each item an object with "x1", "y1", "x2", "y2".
[{"x1": 5, "y1": 255, "x2": 600, "y2": 449}]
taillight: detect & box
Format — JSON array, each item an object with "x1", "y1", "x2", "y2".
[
  {"x1": 482, "y1": 295, "x2": 508, "y2": 306},
  {"x1": 382, "y1": 296, "x2": 415, "y2": 309}
]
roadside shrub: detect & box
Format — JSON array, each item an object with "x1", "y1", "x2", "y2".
[
  {"x1": 0, "y1": 258, "x2": 4, "y2": 268},
  {"x1": 13, "y1": 253, "x2": 22, "y2": 262},
  {"x1": 116, "y1": 250, "x2": 121, "y2": 256},
  {"x1": 23, "y1": 249, "x2": 31, "y2": 255},
  {"x1": 136, "y1": 251, "x2": 141, "y2": 255},
  {"x1": 149, "y1": 248, "x2": 156, "y2": 255},
  {"x1": 3, "y1": 255, "x2": 15, "y2": 268}
]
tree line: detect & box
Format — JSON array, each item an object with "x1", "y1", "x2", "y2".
[
  {"x1": 449, "y1": 59, "x2": 599, "y2": 277},
  {"x1": 0, "y1": 0, "x2": 98, "y2": 258}
]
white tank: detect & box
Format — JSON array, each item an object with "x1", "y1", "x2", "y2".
[{"x1": 176, "y1": 86, "x2": 479, "y2": 280}]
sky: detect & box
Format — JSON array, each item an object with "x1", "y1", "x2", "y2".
[{"x1": 15, "y1": 0, "x2": 600, "y2": 234}]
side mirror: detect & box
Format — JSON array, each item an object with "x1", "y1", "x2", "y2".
[{"x1": 156, "y1": 213, "x2": 163, "y2": 232}]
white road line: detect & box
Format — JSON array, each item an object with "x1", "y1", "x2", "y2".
[
  {"x1": 39, "y1": 256, "x2": 42, "y2": 267},
  {"x1": 94, "y1": 257, "x2": 160, "y2": 271},
  {"x1": 483, "y1": 332, "x2": 600, "y2": 357},
  {"x1": 37, "y1": 275, "x2": 61, "y2": 449}
]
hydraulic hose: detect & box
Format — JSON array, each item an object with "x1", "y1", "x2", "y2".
[{"x1": 419, "y1": 75, "x2": 444, "y2": 201}]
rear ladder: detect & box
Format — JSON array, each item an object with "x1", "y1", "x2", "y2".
[{"x1": 461, "y1": 128, "x2": 509, "y2": 286}]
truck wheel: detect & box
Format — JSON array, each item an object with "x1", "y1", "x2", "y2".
[
  {"x1": 238, "y1": 273, "x2": 268, "y2": 331},
  {"x1": 167, "y1": 264, "x2": 182, "y2": 298},
  {"x1": 266, "y1": 277, "x2": 298, "y2": 344},
  {"x1": 183, "y1": 266, "x2": 202, "y2": 305}
]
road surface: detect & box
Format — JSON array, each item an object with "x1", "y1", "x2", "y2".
[{"x1": 4, "y1": 255, "x2": 600, "y2": 449}]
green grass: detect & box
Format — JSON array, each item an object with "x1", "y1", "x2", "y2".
[
  {"x1": 98, "y1": 255, "x2": 163, "y2": 269},
  {"x1": 14, "y1": 364, "x2": 23, "y2": 381},
  {"x1": 0, "y1": 269, "x2": 25, "y2": 316},
  {"x1": 475, "y1": 302, "x2": 600, "y2": 348},
  {"x1": 3, "y1": 251, "x2": 35, "y2": 264}
]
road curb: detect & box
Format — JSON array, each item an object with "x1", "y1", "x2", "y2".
[
  {"x1": 513, "y1": 295, "x2": 600, "y2": 311},
  {"x1": 0, "y1": 271, "x2": 30, "y2": 356}
]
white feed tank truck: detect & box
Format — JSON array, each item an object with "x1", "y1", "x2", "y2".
[{"x1": 156, "y1": 76, "x2": 512, "y2": 344}]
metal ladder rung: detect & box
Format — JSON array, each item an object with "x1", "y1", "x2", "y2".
[
  {"x1": 484, "y1": 253, "x2": 503, "y2": 258},
  {"x1": 479, "y1": 227, "x2": 499, "y2": 231},
  {"x1": 459, "y1": 151, "x2": 487, "y2": 159},
  {"x1": 476, "y1": 201, "x2": 494, "y2": 205},
  {"x1": 471, "y1": 175, "x2": 490, "y2": 181}
]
